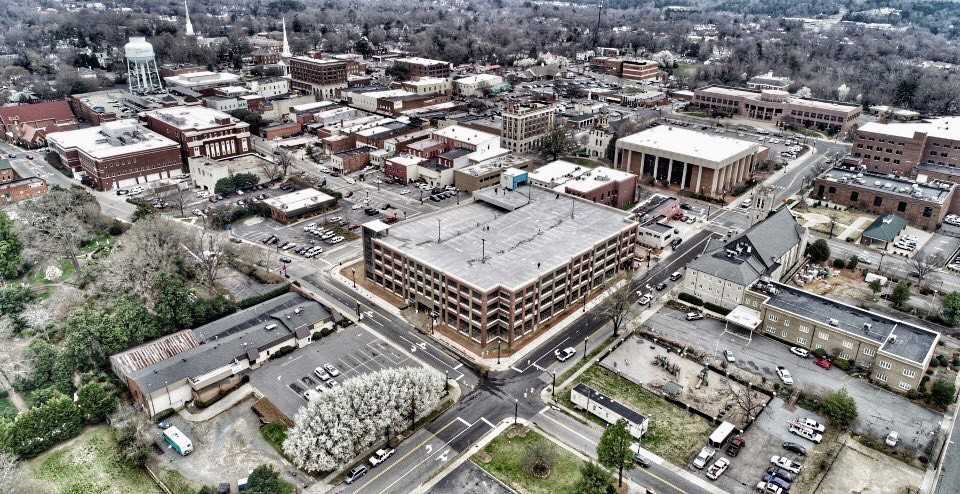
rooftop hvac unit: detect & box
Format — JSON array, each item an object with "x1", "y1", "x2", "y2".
[
  {"x1": 888, "y1": 334, "x2": 897, "y2": 344},
  {"x1": 828, "y1": 318, "x2": 839, "y2": 327},
  {"x1": 265, "y1": 323, "x2": 277, "y2": 331}
]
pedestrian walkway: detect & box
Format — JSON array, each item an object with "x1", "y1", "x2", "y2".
[{"x1": 178, "y1": 383, "x2": 255, "y2": 422}]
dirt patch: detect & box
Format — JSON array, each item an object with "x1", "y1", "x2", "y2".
[
  {"x1": 802, "y1": 269, "x2": 874, "y2": 302},
  {"x1": 815, "y1": 436, "x2": 923, "y2": 494}
]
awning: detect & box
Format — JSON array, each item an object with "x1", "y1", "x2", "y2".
[{"x1": 725, "y1": 305, "x2": 762, "y2": 330}]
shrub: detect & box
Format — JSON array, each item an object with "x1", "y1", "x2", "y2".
[
  {"x1": 832, "y1": 258, "x2": 847, "y2": 269},
  {"x1": 820, "y1": 387, "x2": 858, "y2": 428},
  {"x1": 678, "y1": 292, "x2": 703, "y2": 306},
  {"x1": 847, "y1": 256, "x2": 859, "y2": 269},
  {"x1": 703, "y1": 302, "x2": 731, "y2": 315},
  {"x1": 812, "y1": 348, "x2": 828, "y2": 359},
  {"x1": 834, "y1": 358, "x2": 851, "y2": 371},
  {"x1": 929, "y1": 380, "x2": 957, "y2": 409}
]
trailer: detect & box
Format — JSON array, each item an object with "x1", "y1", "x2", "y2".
[
  {"x1": 162, "y1": 426, "x2": 194, "y2": 456},
  {"x1": 708, "y1": 421, "x2": 736, "y2": 448}
]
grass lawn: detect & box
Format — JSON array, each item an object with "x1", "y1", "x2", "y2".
[
  {"x1": 261, "y1": 423, "x2": 288, "y2": 457},
  {"x1": 473, "y1": 425, "x2": 585, "y2": 494},
  {"x1": 560, "y1": 366, "x2": 713, "y2": 465},
  {"x1": 28, "y1": 426, "x2": 162, "y2": 494},
  {"x1": 0, "y1": 397, "x2": 17, "y2": 419}
]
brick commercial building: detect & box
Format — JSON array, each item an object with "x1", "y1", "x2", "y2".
[
  {"x1": 47, "y1": 119, "x2": 182, "y2": 190},
  {"x1": 288, "y1": 56, "x2": 348, "y2": 99},
  {"x1": 330, "y1": 147, "x2": 371, "y2": 174},
  {"x1": 501, "y1": 102, "x2": 556, "y2": 153},
  {"x1": 393, "y1": 57, "x2": 451, "y2": 79},
  {"x1": 620, "y1": 59, "x2": 661, "y2": 82},
  {"x1": 362, "y1": 185, "x2": 639, "y2": 354},
  {"x1": 529, "y1": 160, "x2": 638, "y2": 209},
  {"x1": 0, "y1": 176, "x2": 48, "y2": 205},
  {"x1": 814, "y1": 166, "x2": 954, "y2": 231},
  {"x1": 378, "y1": 94, "x2": 451, "y2": 115},
  {"x1": 401, "y1": 77, "x2": 452, "y2": 96},
  {"x1": 188, "y1": 154, "x2": 271, "y2": 192},
  {"x1": 852, "y1": 117, "x2": 960, "y2": 177},
  {"x1": 163, "y1": 71, "x2": 242, "y2": 96},
  {"x1": 454, "y1": 155, "x2": 536, "y2": 192},
  {"x1": 741, "y1": 280, "x2": 939, "y2": 395},
  {"x1": 69, "y1": 89, "x2": 182, "y2": 124},
  {"x1": 0, "y1": 160, "x2": 15, "y2": 183},
  {"x1": 142, "y1": 106, "x2": 251, "y2": 164},
  {"x1": 0, "y1": 100, "x2": 78, "y2": 147},
  {"x1": 263, "y1": 188, "x2": 337, "y2": 224},
  {"x1": 614, "y1": 125, "x2": 766, "y2": 199},
  {"x1": 693, "y1": 85, "x2": 861, "y2": 134}
]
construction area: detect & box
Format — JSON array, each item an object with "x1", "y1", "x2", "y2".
[{"x1": 603, "y1": 335, "x2": 772, "y2": 429}]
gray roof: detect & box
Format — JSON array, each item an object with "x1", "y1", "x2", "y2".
[
  {"x1": 761, "y1": 282, "x2": 938, "y2": 364},
  {"x1": 374, "y1": 185, "x2": 637, "y2": 292},
  {"x1": 574, "y1": 383, "x2": 647, "y2": 426},
  {"x1": 131, "y1": 293, "x2": 331, "y2": 394},
  {"x1": 862, "y1": 214, "x2": 907, "y2": 243},
  {"x1": 689, "y1": 207, "x2": 803, "y2": 285}
]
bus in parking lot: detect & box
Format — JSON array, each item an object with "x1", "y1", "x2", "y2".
[{"x1": 163, "y1": 426, "x2": 194, "y2": 456}]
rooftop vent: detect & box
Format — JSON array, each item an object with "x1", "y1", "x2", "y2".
[
  {"x1": 265, "y1": 323, "x2": 277, "y2": 331},
  {"x1": 828, "y1": 318, "x2": 839, "y2": 327},
  {"x1": 863, "y1": 322, "x2": 872, "y2": 333}
]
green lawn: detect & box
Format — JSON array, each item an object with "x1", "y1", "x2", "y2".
[
  {"x1": 0, "y1": 397, "x2": 17, "y2": 419},
  {"x1": 261, "y1": 423, "x2": 288, "y2": 457},
  {"x1": 28, "y1": 426, "x2": 162, "y2": 494},
  {"x1": 560, "y1": 366, "x2": 713, "y2": 465},
  {"x1": 474, "y1": 425, "x2": 585, "y2": 494}
]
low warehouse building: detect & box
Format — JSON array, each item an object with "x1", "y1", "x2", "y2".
[{"x1": 263, "y1": 188, "x2": 336, "y2": 224}]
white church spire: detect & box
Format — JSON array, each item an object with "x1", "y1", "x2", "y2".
[
  {"x1": 281, "y1": 17, "x2": 292, "y2": 58},
  {"x1": 184, "y1": 0, "x2": 195, "y2": 37}
]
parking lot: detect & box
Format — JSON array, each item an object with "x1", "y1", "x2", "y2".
[
  {"x1": 645, "y1": 307, "x2": 943, "y2": 452},
  {"x1": 249, "y1": 325, "x2": 421, "y2": 420}
]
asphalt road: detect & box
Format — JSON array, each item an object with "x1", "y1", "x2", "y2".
[{"x1": 303, "y1": 228, "x2": 720, "y2": 494}]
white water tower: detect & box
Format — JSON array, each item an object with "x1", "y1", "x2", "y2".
[{"x1": 125, "y1": 37, "x2": 163, "y2": 95}]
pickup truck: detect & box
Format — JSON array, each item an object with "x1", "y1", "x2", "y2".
[{"x1": 726, "y1": 436, "x2": 745, "y2": 456}]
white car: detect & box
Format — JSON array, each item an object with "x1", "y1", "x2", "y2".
[
  {"x1": 637, "y1": 293, "x2": 652, "y2": 305},
  {"x1": 369, "y1": 448, "x2": 395, "y2": 467},
  {"x1": 555, "y1": 347, "x2": 576, "y2": 362},
  {"x1": 313, "y1": 367, "x2": 331, "y2": 381},
  {"x1": 686, "y1": 311, "x2": 704, "y2": 321},
  {"x1": 789, "y1": 347, "x2": 809, "y2": 358},
  {"x1": 755, "y1": 481, "x2": 784, "y2": 494},
  {"x1": 692, "y1": 447, "x2": 716, "y2": 469},
  {"x1": 776, "y1": 366, "x2": 794, "y2": 385},
  {"x1": 352, "y1": 204, "x2": 362, "y2": 210},
  {"x1": 344, "y1": 177, "x2": 357, "y2": 184},
  {"x1": 798, "y1": 418, "x2": 825, "y2": 433},
  {"x1": 705, "y1": 457, "x2": 730, "y2": 480},
  {"x1": 789, "y1": 424, "x2": 823, "y2": 444},
  {"x1": 723, "y1": 350, "x2": 736, "y2": 363},
  {"x1": 399, "y1": 189, "x2": 410, "y2": 195},
  {"x1": 770, "y1": 455, "x2": 803, "y2": 474},
  {"x1": 885, "y1": 431, "x2": 899, "y2": 447},
  {"x1": 323, "y1": 363, "x2": 340, "y2": 377}
]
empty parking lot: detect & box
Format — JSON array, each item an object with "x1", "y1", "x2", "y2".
[{"x1": 250, "y1": 326, "x2": 421, "y2": 420}]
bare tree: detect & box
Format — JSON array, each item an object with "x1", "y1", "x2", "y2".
[
  {"x1": 276, "y1": 149, "x2": 294, "y2": 179},
  {"x1": 17, "y1": 187, "x2": 99, "y2": 272},
  {"x1": 259, "y1": 156, "x2": 283, "y2": 183},
  {"x1": 724, "y1": 379, "x2": 765, "y2": 423},
  {"x1": 98, "y1": 216, "x2": 188, "y2": 302},
  {"x1": 912, "y1": 254, "x2": 941, "y2": 289},
  {"x1": 186, "y1": 228, "x2": 227, "y2": 288},
  {"x1": 601, "y1": 277, "x2": 634, "y2": 337},
  {"x1": 522, "y1": 439, "x2": 557, "y2": 478}
]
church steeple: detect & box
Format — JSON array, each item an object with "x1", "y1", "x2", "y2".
[
  {"x1": 184, "y1": 0, "x2": 195, "y2": 37},
  {"x1": 281, "y1": 17, "x2": 292, "y2": 58}
]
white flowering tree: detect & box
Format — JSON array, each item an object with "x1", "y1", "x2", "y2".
[{"x1": 283, "y1": 367, "x2": 446, "y2": 472}]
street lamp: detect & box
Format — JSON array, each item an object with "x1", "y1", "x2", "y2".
[
  {"x1": 351, "y1": 268, "x2": 357, "y2": 288},
  {"x1": 583, "y1": 336, "x2": 589, "y2": 360},
  {"x1": 514, "y1": 399, "x2": 519, "y2": 424},
  {"x1": 551, "y1": 372, "x2": 556, "y2": 399},
  {"x1": 497, "y1": 340, "x2": 502, "y2": 365}
]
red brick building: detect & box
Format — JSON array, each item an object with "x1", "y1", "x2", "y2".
[
  {"x1": 330, "y1": 147, "x2": 371, "y2": 174},
  {"x1": 0, "y1": 176, "x2": 48, "y2": 205},
  {"x1": 289, "y1": 56, "x2": 348, "y2": 99},
  {"x1": 393, "y1": 57, "x2": 451, "y2": 79},
  {"x1": 261, "y1": 121, "x2": 302, "y2": 140},
  {"x1": 0, "y1": 100, "x2": 78, "y2": 148},
  {"x1": 0, "y1": 160, "x2": 15, "y2": 182},
  {"x1": 852, "y1": 118, "x2": 960, "y2": 177},
  {"x1": 141, "y1": 106, "x2": 251, "y2": 165},
  {"x1": 47, "y1": 119, "x2": 183, "y2": 191}
]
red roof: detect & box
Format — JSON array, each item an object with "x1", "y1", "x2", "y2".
[{"x1": 0, "y1": 100, "x2": 76, "y2": 128}]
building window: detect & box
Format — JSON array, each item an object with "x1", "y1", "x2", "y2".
[
  {"x1": 850, "y1": 191, "x2": 859, "y2": 201},
  {"x1": 897, "y1": 201, "x2": 907, "y2": 212},
  {"x1": 878, "y1": 360, "x2": 892, "y2": 369},
  {"x1": 768, "y1": 314, "x2": 779, "y2": 322},
  {"x1": 903, "y1": 368, "x2": 917, "y2": 378},
  {"x1": 817, "y1": 331, "x2": 830, "y2": 341},
  {"x1": 898, "y1": 381, "x2": 912, "y2": 391},
  {"x1": 873, "y1": 196, "x2": 883, "y2": 207},
  {"x1": 797, "y1": 337, "x2": 807, "y2": 345},
  {"x1": 923, "y1": 207, "x2": 933, "y2": 218},
  {"x1": 863, "y1": 347, "x2": 875, "y2": 356},
  {"x1": 798, "y1": 324, "x2": 810, "y2": 333},
  {"x1": 842, "y1": 340, "x2": 853, "y2": 349},
  {"x1": 876, "y1": 371, "x2": 887, "y2": 382}
]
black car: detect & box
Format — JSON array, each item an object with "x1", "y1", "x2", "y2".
[
  {"x1": 279, "y1": 256, "x2": 292, "y2": 263},
  {"x1": 766, "y1": 466, "x2": 796, "y2": 482},
  {"x1": 655, "y1": 282, "x2": 667, "y2": 291},
  {"x1": 782, "y1": 441, "x2": 807, "y2": 456},
  {"x1": 679, "y1": 203, "x2": 691, "y2": 210},
  {"x1": 634, "y1": 453, "x2": 650, "y2": 468},
  {"x1": 670, "y1": 237, "x2": 683, "y2": 248}
]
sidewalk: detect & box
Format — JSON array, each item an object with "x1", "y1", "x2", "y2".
[{"x1": 178, "y1": 383, "x2": 255, "y2": 422}]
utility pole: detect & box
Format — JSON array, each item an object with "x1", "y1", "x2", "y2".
[{"x1": 593, "y1": 0, "x2": 603, "y2": 49}]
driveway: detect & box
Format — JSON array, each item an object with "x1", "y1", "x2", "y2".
[
  {"x1": 646, "y1": 307, "x2": 942, "y2": 453},
  {"x1": 249, "y1": 326, "x2": 421, "y2": 420}
]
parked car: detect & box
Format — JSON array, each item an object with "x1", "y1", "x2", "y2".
[
  {"x1": 781, "y1": 442, "x2": 807, "y2": 456},
  {"x1": 789, "y1": 424, "x2": 823, "y2": 444},
  {"x1": 776, "y1": 366, "x2": 794, "y2": 385},
  {"x1": 885, "y1": 431, "x2": 899, "y2": 447},
  {"x1": 369, "y1": 448, "x2": 395, "y2": 467},
  {"x1": 279, "y1": 256, "x2": 292, "y2": 263},
  {"x1": 762, "y1": 473, "x2": 792, "y2": 491},
  {"x1": 705, "y1": 457, "x2": 729, "y2": 480},
  {"x1": 313, "y1": 367, "x2": 331, "y2": 381},
  {"x1": 686, "y1": 311, "x2": 704, "y2": 321},
  {"x1": 766, "y1": 466, "x2": 796, "y2": 482},
  {"x1": 670, "y1": 237, "x2": 683, "y2": 248},
  {"x1": 815, "y1": 358, "x2": 832, "y2": 370},
  {"x1": 323, "y1": 363, "x2": 340, "y2": 377},
  {"x1": 755, "y1": 481, "x2": 784, "y2": 494},
  {"x1": 555, "y1": 347, "x2": 576, "y2": 362},
  {"x1": 692, "y1": 446, "x2": 716, "y2": 469},
  {"x1": 345, "y1": 465, "x2": 367, "y2": 484},
  {"x1": 723, "y1": 350, "x2": 736, "y2": 363},
  {"x1": 669, "y1": 271, "x2": 683, "y2": 281},
  {"x1": 638, "y1": 293, "x2": 652, "y2": 305},
  {"x1": 655, "y1": 282, "x2": 667, "y2": 291},
  {"x1": 726, "y1": 436, "x2": 745, "y2": 456},
  {"x1": 789, "y1": 347, "x2": 809, "y2": 358},
  {"x1": 799, "y1": 418, "x2": 826, "y2": 433},
  {"x1": 116, "y1": 189, "x2": 130, "y2": 196},
  {"x1": 770, "y1": 455, "x2": 803, "y2": 474}
]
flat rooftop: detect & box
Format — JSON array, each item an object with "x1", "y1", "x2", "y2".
[
  {"x1": 164, "y1": 71, "x2": 241, "y2": 87},
  {"x1": 859, "y1": 117, "x2": 960, "y2": 142},
  {"x1": 373, "y1": 185, "x2": 636, "y2": 291},
  {"x1": 395, "y1": 57, "x2": 449, "y2": 67},
  {"x1": 617, "y1": 125, "x2": 760, "y2": 165},
  {"x1": 144, "y1": 106, "x2": 246, "y2": 131},
  {"x1": 47, "y1": 119, "x2": 179, "y2": 158},
  {"x1": 758, "y1": 282, "x2": 938, "y2": 364},
  {"x1": 263, "y1": 187, "x2": 335, "y2": 213},
  {"x1": 432, "y1": 125, "x2": 499, "y2": 147},
  {"x1": 819, "y1": 167, "x2": 953, "y2": 204}
]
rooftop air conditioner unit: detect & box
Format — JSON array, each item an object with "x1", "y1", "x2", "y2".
[
  {"x1": 265, "y1": 323, "x2": 277, "y2": 331},
  {"x1": 828, "y1": 318, "x2": 839, "y2": 326}
]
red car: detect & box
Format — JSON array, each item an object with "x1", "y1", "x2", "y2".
[{"x1": 815, "y1": 358, "x2": 832, "y2": 370}]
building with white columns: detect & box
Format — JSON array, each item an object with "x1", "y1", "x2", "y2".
[{"x1": 613, "y1": 125, "x2": 766, "y2": 199}]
